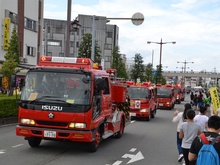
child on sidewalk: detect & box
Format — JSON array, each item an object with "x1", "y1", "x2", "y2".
[{"x1": 179, "y1": 109, "x2": 201, "y2": 165}]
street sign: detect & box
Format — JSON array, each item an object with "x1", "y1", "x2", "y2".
[{"x1": 131, "y1": 12, "x2": 144, "y2": 25}]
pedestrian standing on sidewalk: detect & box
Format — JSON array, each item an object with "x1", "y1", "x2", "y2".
[
  {"x1": 172, "y1": 103, "x2": 192, "y2": 163},
  {"x1": 193, "y1": 106, "x2": 209, "y2": 133},
  {"x1": 193, "y1": 94, "x2": 198, "y2": 111},
  {"x1": 190, "y1": 92, "x2": 194, "y2": 105},
  {"x1": 179, "y1": 109, "x2": 201, "y2": 165},
  {"x1": 197, "y1": 92, "x2": 204, "y2": 111}
]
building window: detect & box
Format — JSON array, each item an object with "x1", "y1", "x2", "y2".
[
  {"x1": 5, "y1": 10, "x2": 18, "y2": 24},
  {"x1": 59, "y1": 53, "x2": 64, "y2": 57},
  {"x1": 24, "y1": 17, "x2": 37, "y2": 31},
  {"x1": 47, "y1": 40, "x2": 61, "y2": 46},
  {"x1": 104, "y1": 44, "x2": 112, "y2": 50},
  {"x1": 54, "y1": 25, "x2": 65, "y2": 34},
  {"x1": 106, "y1": 32, "x2": 113, "y2": 38},
  {"x1": 105, "y1": 56, "x2": 111, "y2": 62},
  {"x1": 27, "y1": 46, "x2": 36, "y2": 57},
  {"x1": 47, "y1": 52, "x2": 52, "y2": 56}
]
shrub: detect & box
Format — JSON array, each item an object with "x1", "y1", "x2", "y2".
[{"x1": 0, "y1": 94, "x2": 20, "y2": 118}]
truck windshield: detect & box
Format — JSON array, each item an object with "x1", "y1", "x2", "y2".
[
  {"x1": 174, "y1": 88, "x2": 181, "y2": 94},
  {"x1": 127, "y1": 87, "x2": 149, "y2": 99},
  {"x1": 157, "y1": 88, "x2": 171, "y2": 98},
  {"x1": 20, "y1": 71, "x2": 91, "y2": 105}
]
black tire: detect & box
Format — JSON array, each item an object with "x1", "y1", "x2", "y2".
[
  {"x1": 89, "y1": 128, "x2": 101, "y2": 152},
  {"x1": 115, "y1": 118, "x2": 124, "y2": 138},
  {"x1": 146, "y1": 115, "x2": 150, "y2": 121},
  {"x1": 28, "y1": 137, "x2": 42, "y2": 147}
]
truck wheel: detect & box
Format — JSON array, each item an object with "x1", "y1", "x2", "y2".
[
  {"x1": 115, "y1": 118, "x2": 124, "y2": 138},
  {"x1": 28, "y1": 137, "x2": 42, "y2": 147},
  {"x1": 89, "y1": 128, "x2": 101, "y2": 152},
  {"x1": 151, "y1": 110, "x2": 155, "y2": 118},
  {"x1": 146, "y1": 115, "x2": 150, "y2": 121}
]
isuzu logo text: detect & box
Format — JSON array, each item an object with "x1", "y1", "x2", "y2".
[{"x1": 42, "y1": 105, "x2": 63, "y2": 111}]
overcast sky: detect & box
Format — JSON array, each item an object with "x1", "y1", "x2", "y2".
[{"x1": 44, "y1": 0, "x2": 220, "y2": 72}]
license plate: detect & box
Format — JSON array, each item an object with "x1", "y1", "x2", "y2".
[
  {"x1": 44, "y1": 130, "x2": 56, "y2": 138},
  {"x1": 130, "y1": 113, "x2": 136, "y2": 117},
  {"x1": 159, "y1": 103, "x2": 163, "y2": 106}
]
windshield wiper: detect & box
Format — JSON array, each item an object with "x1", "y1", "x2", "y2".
[{"x1": 28, "y1": 96, "x2": 61, "y2": 104}]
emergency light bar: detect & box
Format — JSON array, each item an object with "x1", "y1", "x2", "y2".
[
  {"x1": 142, "y1": 82, "x2": 151, "y2": 87},
  {"x1": 126, "y1": 81, "x2": 135, "y2": 85},
  {"x1": 40, "y1": 56, "x2": 91, "y2": 64},
  {"x1": 156, "y1": 84, "x2": 162, "y2": 87},
  {"x1": 165, "y1": 84, "x2": 173, "y2": 88},
  {"x1": 39, "y1": 56, "x2": 95, "y2": 69}
]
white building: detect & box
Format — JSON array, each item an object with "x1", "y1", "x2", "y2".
[{"x1": 0, "y1": 0, "x2": 43, "y2": 66}]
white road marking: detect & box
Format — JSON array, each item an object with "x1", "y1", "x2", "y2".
[
  {"x1": 106, "y1": 161, "x2": 122, "y2": 165},
  {"x1": 130, "y1": 120, "x2": 135, "y2": 123},
  {"x1": 12, "y1": 144, "x2": 24, "y2": 148},
  {"x1": 112, "y1": 161, "x2": 122, "y2": 165},
  {"x1": 0, "y1": 149, "x2": 5, "y2": 155},
  {"x1": 129, "y1": 148, "x2": 137, "y2": 152},
  {"x1": 127, "y1": 151, "x2": 144, "y2": 164}
]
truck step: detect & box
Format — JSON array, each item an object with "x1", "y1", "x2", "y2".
[{"x1": 102, "y1": 130, "x2": 114, "y2": 139}]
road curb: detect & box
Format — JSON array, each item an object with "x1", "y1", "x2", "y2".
[{"x1": 0, "y1": 116, "x2": 17, "y2": 126}]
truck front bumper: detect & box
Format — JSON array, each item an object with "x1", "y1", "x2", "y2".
[{"x1": 16, "y1": 125, "x2": 93, "y2": 142}]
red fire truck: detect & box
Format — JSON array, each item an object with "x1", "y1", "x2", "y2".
[
  {"x1": 15, "y1": 56, "x2": 128, "y2": 152},
  {"x1": 126, "y1": 81, "x2": 157, "y2": 121},
  {"x1": 174, "y1": 84, "x2": 185, "y2": 104},
  {"x1": 156, "y1": 84, "x2": 175, "y2": 110}
]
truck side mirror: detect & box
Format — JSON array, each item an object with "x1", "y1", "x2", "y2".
[{"x1": 95, "y1": 78, "x2": 105, "y2": 92}]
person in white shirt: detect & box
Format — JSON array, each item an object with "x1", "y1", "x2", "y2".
[
  {"x1": 172, "y1": 103, "x2": 192, "y2": 163},
  {"x1": 193, "y1": 106, "x2": 209, "y2": 132}
]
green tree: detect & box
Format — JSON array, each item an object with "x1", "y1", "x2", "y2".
[
  {"x1": 78, "y1": 33, "x2": 101, "y2": 63},
  {"x1": 145, "y1": 63, "x2": 153, "y2": 82},
  {"x1": 0, "y1": 25, "x2": 19, "y2": 95},
  {"x1": 4, "y1": 25, "x2": 19, "y2": 63},
  {"x1": 130, "y1": 53, "x2": 144, "y2": 83},
  {"x1": 111, "y1": 46, "x2": 128, "y2": 79},
  {"x1": 154, "y1": 64, "x2": 166, "y2": 84}
]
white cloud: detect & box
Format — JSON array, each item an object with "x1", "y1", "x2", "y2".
[{"x1": 44, "y1": 0, "x2": 220, "y2": 72}]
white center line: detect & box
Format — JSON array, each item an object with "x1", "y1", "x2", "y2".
[
  {"x1": 0, "y1": 150, "x2": 5, "y2": 154},
  {"x1": 11, "y1": 144, "x2": 24, "y2": 148}
]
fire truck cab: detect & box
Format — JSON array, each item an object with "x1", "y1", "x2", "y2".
[
  {"x1": 15, "y1": 56, "x2": 127, "y2": 152},
  {"x1": 156, "y1": 84, "x2": 175, "y2": 110},
  {"x1": 174, "y1": 84, "x2": 185, "y2": 104},
  {"x1": 127, "y1": 81, "x2": 157, "y2": 121}
]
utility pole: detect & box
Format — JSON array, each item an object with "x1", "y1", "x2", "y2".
[
  {"x1": 177, "y1": 60, "x2": 194, "y2": 86},
  {"x1": 65, "y1": 0, "x2": 71, "y2": 57},
  {"x1": 147, "y1": 38, "x2": 176, "y2": 83}
]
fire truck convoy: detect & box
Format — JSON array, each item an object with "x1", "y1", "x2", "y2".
[
  {"x1": 156, "y1": 84, "x2": 176, "y2": 110},
  {"x1": 174, "y1": 84, "x2": 185, "y2": 104},
  {"x1": 127, "y1": 81, "x2": 157, "y2": 121},
  {"x1": 15, "y1": 56, "x2": 129, "y2": 152}
]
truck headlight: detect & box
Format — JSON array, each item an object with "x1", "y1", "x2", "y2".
[
  {"x1": 20, "y1": 118, "x2": 35, "y2": 125},
  {"x1": 166, "y1": 102, "x2": 170, "y2": 105},
  {"x1": 69, "y1": 122, "x2": 86, "y2": 128},
  {"x1": 140, "y1": 109, "x2": 148, "y2": 113}
]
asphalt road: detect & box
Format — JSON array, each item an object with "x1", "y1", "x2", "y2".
[{"x1": 0, "y1": 94, "x2": 193, "y2": 165}]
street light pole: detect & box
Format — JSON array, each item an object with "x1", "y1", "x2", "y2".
[
  {"x1": 147, "y1": 38, "x2": 176, "y2": 83},
  {"x1": 177, "y1": 60, "x2": 194, "y2": 86}
]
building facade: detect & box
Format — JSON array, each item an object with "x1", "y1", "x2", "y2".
[
  {"x1": 43, "y1": 14, "x2": 119, "y2": 69},
  {"x1": 0, "y1": 0, "x2": 43, "y2": 66}
]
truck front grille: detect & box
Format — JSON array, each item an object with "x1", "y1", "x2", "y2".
[{"x1": 36, "y1": 120, "x2": 68, "y2": 127}]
